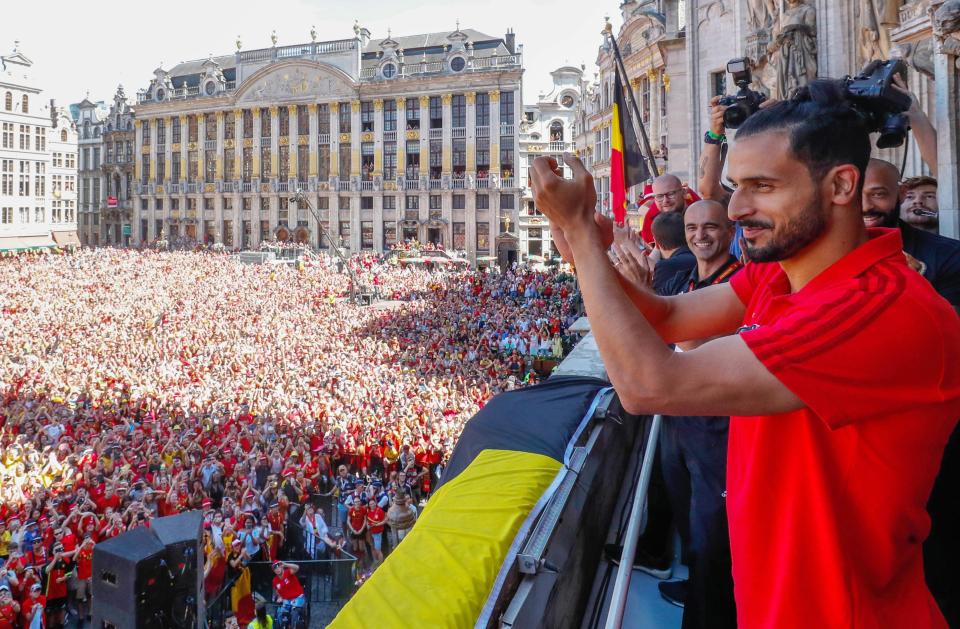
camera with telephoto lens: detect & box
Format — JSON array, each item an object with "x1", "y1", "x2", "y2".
[
  {"x1": 843, "y1": 59, "x2": 912, "y2": 149},
  {"x1": 719, "y1": 57, "x2": 767, "y2": 129}
]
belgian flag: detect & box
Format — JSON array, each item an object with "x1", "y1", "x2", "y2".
[{"x1": 610, "y1": 66, "x2": 650, "y2": 225}]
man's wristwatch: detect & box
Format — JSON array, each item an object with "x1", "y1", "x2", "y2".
[{"x1": 704, "y1": 130, "x2": 726, "y2": 145}]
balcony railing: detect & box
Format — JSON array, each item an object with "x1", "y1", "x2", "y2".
[
  {"x1": 501, "y1": 177, "x2": 516, "y2": 188},
  {"x1": 452, "y1": 178, "x2": 466, "y2": 190},
  {"x1": 476, "y1": 126, "x2": 490, "y2": 138},
  {"x1": 276, "y1": 181, "x2": 289, "y2": 193},
  {"x1": 318, "y1": 133, "x2": 331, "y2": 144},
  {"x1": 337, "y1": 180, "x2": 351, "y2": 191},
  {"x1": 360, "y1": 180, "x2": 374, "y2": 191},
  {"x1": 549, "y1": 141, "x2": 571, "y2": 152},
  {"x1": 476, "y1": 178, "x2": 491, "y2": 189},
  {"x1": 241, "y1": 182, "x2": 253, "y2": 193},
  {"x1": 204, "y1": 140, "x2": 217, "y2": 150},
  {"x1": 500, "y1": 124, "x2": 515, "y2": 137},
  {"x1": 221, "y1": 181, "x2": 236, "y2": 193},
  {"x1": 428, "y1": 128, "x2": 443, "y2": 140},
  {"x1": 405, "y1": 178, "x2": 420, "y2": 190},
  {"x1": 383, "y1": 130, "x2": 397, "y2": 142},
  {"x1": 452, "y1": 127, "x2": 466, "y2": 139},
  {"x1": 357, "y1": 53, "x2": 522, "y2": 81},
  {"x1": 429, "y1": 179, "x2": 442, "y2": 190}
]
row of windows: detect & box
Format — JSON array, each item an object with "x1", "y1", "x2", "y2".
[
  {"x1": 4, "y1": 92, "x2": 29, "y2": 114},
  {"x1": 0, "y1": 206, "x2": 47, "y2": 224},
  {"x1": 140, "y1": 91, "x2": 517, "y2": 143},
  {"x1": 51, "y1": 152, "x2": 77, "y2": 169},
  {"x1": 0, "y1": 123, "x2": 46, "y2": 151},
  {"x1": 138, "y1": 192, "x2": 513, "y2": 213}
]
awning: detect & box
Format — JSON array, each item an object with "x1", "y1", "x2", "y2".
[
  {"x1": 0, "y1": 235, "x2": 57, "y2": 252},
  {"x1": 52, "y1": 231, "x2": 82, "y2": 248}
]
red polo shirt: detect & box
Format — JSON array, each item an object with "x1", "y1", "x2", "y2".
[{"x1": 728, "y1": 228, "x2": 960, "y2": 628}]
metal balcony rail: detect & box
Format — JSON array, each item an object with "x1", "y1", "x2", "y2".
[{"x1": 452, "y1": 127, "x2": 466, "y2": 139}]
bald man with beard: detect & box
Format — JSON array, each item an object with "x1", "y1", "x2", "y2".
[{"x1": 862, "y1": 158, "x2": 960, "y2": 307}]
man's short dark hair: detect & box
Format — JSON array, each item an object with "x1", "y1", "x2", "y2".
[
  {"x1": 901, "y1": 175, "x2": 937, "y2": 191},
  {"x1": 651, "y1": 211, "x2": 685, "y2": 251},
  {"x1": 735, "y1": 79, "x2": 872, "y2": 194}
]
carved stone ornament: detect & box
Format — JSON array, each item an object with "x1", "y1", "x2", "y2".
[
  {"x1": 441, "y1": 93, "x2": 453, "y2": 105},
  {"x1": 351, "y1": 100, "x2": 361, "y2": 113},
  {"x1": 466, "y1": 92, "x2": 476, "y2": 105},
  {"x1": 373, "y1": 98, "x2": 383, "y2": 111},
  {"x1": 406, "y1": 130, "x2": 420, "y2": 140},
  {"x1": 339, "y1": 133, "x2": 351, "y2": 143},
  {"x1": 419, "y1": 95, "x2": 430, "y2": 106},
  {"x1": 767, "y1": 0, "x2": 818, "y2": 98},
  {"x1": 489, "y1": 90, "x2": 501, "y2": 102}
]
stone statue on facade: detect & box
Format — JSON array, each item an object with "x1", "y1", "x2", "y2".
[
  {"x1": 859, "y1": 0, "x2": 904, "y2": 64},
  {"x1": 747, "y1": 0, "x2": 780, "y2": 31},
  {"x1": 767, "y1": 0, "x2": 818, "y2": 98},
  {"x1": 932, "y1": 0, "x2": 960, "y2": 51}
]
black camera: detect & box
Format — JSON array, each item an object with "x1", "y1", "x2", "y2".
[
  {"x1": 844, "y1": 59, "x2": 912, "y2": 149},
  {"x1": 719, "y1": 58, "x2": 767, "y2": 129}
]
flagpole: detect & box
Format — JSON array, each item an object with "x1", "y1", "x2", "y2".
[{"x1": 603, "y1": 21, "x2": 658, "y2": 180}]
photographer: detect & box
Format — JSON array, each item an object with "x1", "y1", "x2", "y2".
[{"x1": 532, "y1": 79, "x2": 960, "y2": 627}]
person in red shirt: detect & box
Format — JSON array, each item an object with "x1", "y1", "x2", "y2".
[
  {"x1": 21, "y1": 583, "x2": 44, "y2": 628},
  {"x1": 0, "y1": 586, "x2": 19, "y2": 629},
  {"x1": 74, "y1": 536, "x2": 95, "y2": 622},
  {"x1": 531, "y1": 80, "x2": 960, "y2": 627},
  {"x1": 365, "y1": 498, "x2": 386, "y2": 564},
  {"x1": 44, "y1": 544, "x2": 70, "y2": 626},
  {"x1": 346, "y1": 503, "x2": 367, "y2": 558},
  {"x1": 271, "y1": 561, "x2": 305, "y2": 627}
]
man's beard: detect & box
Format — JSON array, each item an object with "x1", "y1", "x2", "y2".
[
  {"x1": 742, "y1": 191, "x2": 829, "y2": 263},
  {"x1": 862, "y1": 199, "x2": 900, "y2": 229}
]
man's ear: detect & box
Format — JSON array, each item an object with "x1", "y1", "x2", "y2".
[{"x1": 828, "y1": 164, "x2": 860, "y2": 206}]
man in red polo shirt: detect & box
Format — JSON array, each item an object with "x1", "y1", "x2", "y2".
[{"x1": 531, "y1": 79, "x2": 960, "y2": 627}]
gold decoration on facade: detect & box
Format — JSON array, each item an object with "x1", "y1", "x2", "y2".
[
  {"x1": 384, "y1": 181, "x2": 397, "y2": 191},
  {"x1": 279, "y1": 137, "x2": 289, "y2": 146},
  {"x1": 419, "y1": 95, "x2": 430, "y2": 107},
  {"x1": 215, "y1": 111, "x2": 225, "y2": 121},
  {"x1": 252, "y1": 107, "x2": 261, "y2": 116},
  {"x1": 663, "y1": 73, "x2": 671, "y2": 92},
  {"x1": 298, "y1": 136, "x2": 308, "y2": 145},
  {"x1": 188, "y1": 142, "x2": 197, "y2": 151},
  {"x1": 172, "y1": 143, "x2": 181, "y2": 151},
  {"x1": 261, "y1": 184, "x2": 271, "y2": 193},
  {"x1": 308, "y1": 103, "x2": 318, "y2": 114},
  {"x1": 205, "y1": 184, "x2": 216, "y2": 193},
  {"x1": 287, "y1": 105, "x2": 297, "y2": 115},
  {"x1": 441, "y1": 93, "x2": 452, "y2": 106},
  {"x1": 134, "y1": 120, "x2": 142, "y2": 128},
  {"x1": 489, "y1": 90, "x2": 500, "y2": 102},
  {"x1": 373, "y1": 99, "x2": 383, "y2": 111},
  {"x1": 405, "y1": 130, "x2": 420, "y2": 141},
  {"x1": 224, "y1": 139, "x2": 235, "y2": 150},
  {"x1": 465, "y1": 92, "x2": 476, "y2": 105},
  {"x1": 330, "y1": 102, "x2": 339, "y2": 114},
  {"x1": 351, "y1": 100, "x2": 361, "y2": 113},
  {"x1": 339, "y1": 133, "x2": 351, "y2": 143},
  {"x1": 395, "y1": 96, "x2": 405, "y2": 107},
  {"x1": 630, "y1": 77, "x2": 642, "y2": 89},
  {"x1": 268, "y1": 105, "x2": 279, "y2": 116},
  {"x1": 646, "y1": 69, "x2": 657, "y2": 82},
  {"x1": 243, "y1": 138, "x2": 253, "y2": 148},
  {"x1": 319, "y1": 182, "x2": 330, "y2": 191},
  {"x1": 361, "y1": 132, "x2": 374, "y2": 142},
  {"x1": 156, "y1": 186, "x2": 164, "y2": 194}
]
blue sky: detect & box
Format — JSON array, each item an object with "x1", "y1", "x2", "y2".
[{"x1": 4, "y1": 0, "x2": 619, "y2": 108}]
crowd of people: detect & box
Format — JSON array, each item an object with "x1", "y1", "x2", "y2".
[{"x1": 0, "y1": 246, "x2": 580, "y2": 627}]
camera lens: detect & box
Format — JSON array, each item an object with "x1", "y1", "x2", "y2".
[
  {"x1": 876, "y1": 112, "x2": 909, "y2": 149},
  {"x1": 723, "y1": 103, "x2": 753, "y2": 129}
]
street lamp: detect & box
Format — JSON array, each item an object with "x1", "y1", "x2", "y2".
[{"x1": 289, "y1": 191, "x2": 360, "y2": 304}]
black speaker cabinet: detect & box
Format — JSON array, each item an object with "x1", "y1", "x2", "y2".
[{"x1": 92, "y1": 511, "x2": 204, "y2": 628}]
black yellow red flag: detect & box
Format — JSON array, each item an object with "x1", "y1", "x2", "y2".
[{"x1": 611, "y1": 67, "x2": 650, "y2": 224}]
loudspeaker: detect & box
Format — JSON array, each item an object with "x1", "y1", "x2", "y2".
[
  {"x1": 151, "y1": 511, "x2": 205, "y2": 627},
  {"x1": 91, "y1": 527, "x2": 166, "y2": 628},
  {"x1": 92, "y1": 512, "x2": 204, "y2": 628}
]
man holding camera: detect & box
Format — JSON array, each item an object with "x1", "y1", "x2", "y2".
[{"x1": 531, "y1": 79, "x2": 960, "y2": 627}]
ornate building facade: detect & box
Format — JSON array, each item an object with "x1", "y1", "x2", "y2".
[
  {"x1": 517, "y1": 65, "x2": 586, "y2": 261},
  {"x1": 131, "y1": 24, "x2": 524, "y2": 264},
  {"x1": 100, "y1": 86, "x2": 135, "y2": 245},
  {"x1": 577, "y1": 0, "x2": 960, "y2": 240},
  {"x1": 74, "y1": 97, "x2": 107, "y2": 246},
  {"x1": 0, "y1": 42, "x2": 79, "y2": 251}
]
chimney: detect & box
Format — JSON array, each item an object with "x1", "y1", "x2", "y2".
[
  {"x1": 49, "y1": 98, "x2": 57, "y2": 127},
  {"x1": 505, "y1": 29, "x2": 516, "y2": 54}
]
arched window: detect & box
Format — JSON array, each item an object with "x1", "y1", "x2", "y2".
[
  {"x1": 21, "y1": 95, "x2": 28, "y2": 113},
  {"x1": 550, "y1": 121, "x2": 564, "y2": 142},
  {"x1": 4, "y1": 92, "x2": 11, "y2": 111},
  {"x1": 60, "y1": 129, "x2": 67, "y2": 142}
]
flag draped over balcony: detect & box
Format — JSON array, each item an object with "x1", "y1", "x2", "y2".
[{"x1": 610, "y1": 67, "x2": 649, "y2": 225}]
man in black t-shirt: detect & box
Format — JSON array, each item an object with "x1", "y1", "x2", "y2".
[{"x1": 650, "y1": 212, "x2": 697, "y2": 297}]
